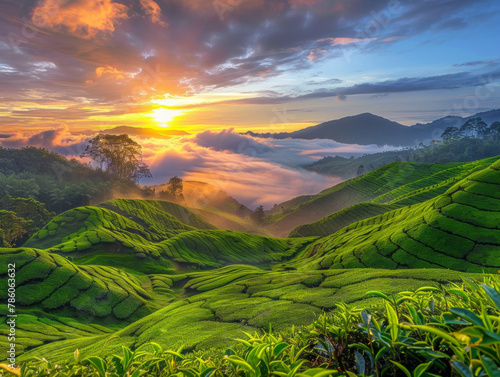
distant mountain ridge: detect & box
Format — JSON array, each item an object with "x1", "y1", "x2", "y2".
[{"x1": 246, "y1": 109, "x2": 500, "y2": 147}]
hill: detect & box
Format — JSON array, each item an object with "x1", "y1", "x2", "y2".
[
  {"x1": 290, "y1": 156, "x2": 498, "y2": 237},
  {"x1": 3, "y1": 155, "x2": 500, "y2": 366},
  {"x1": 22, "y1": 198, "x2": 313, "y2": 274},
  {"x1": 267, "y1": 160, "x2": 470, "y2": 237},
  {"x1": 290, "y1": 157, "x2": 500, "y2": 272}
]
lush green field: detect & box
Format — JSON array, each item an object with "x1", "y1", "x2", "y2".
[
  {"x1": 289, "y1": 156, "x2": 498, "y2": 237},
  {"x1": 2, "y1": 155, "x2": 500, "y2": 373},
  {"x1": 267, "y1": 160, "x2": 471, "y2": 237},
  {"x1": 291, "y1": 157, "x2": 500, "y2": 272}
]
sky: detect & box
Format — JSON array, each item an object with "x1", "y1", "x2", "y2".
[{"x1": 1, "y1": 0, "x2": 500, "y2": 207}]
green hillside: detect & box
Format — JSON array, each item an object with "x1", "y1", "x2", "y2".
[
  {"x1": 6, "y1": 262, "x2": 483, "y2": 363},
  {"x1": 23, "y1": 199, "x2": 314, "y2": 273},
  {"x1": 291, "y1": 157, "x2": 500, "y2": 272},
  {"x1": 290, "y1": 156, "x2": 498, "y2": 237},
  {"x1": 268, "y1": 160, "x2": 465, "y2": 236},
  {"x1": 3, "y1": 155, "x2": 500, "y2": 369}
]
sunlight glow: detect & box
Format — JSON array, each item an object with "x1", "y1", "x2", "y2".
[{"x1": 151, "y1": 107, "x2": 184, "y2": 126}]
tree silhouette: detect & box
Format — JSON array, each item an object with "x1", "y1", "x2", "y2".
[
  {"x1": 159, "y1": 176, "x2": 184, "y2": 201},
  {"x1": 81, "y1": 134, "x2": 152, "y2": 182},
  {"x1": 357, "y1": 165, "x2": 366, "y2": 176},
  {"x1": 250, "y1": 205, "x2": 265, "y2": 224}
]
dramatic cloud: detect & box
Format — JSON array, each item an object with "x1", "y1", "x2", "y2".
[
  {"x1": 0, "y1": 126, "x2": 89, "y2": 156},
  {"x1": 31, "y1": 0, "x2": 129, "y2": 39},
  {"x1": 192, "y1": 128, "x2": 273, "y2": 156},
  {"x1": 140, "y1": 0, "x2": 166, "y2": 25},
  {"x1": 0, "y1": 127, "x2": 397, "y2": 207}
]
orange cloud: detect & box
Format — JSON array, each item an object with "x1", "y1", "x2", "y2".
[
  {"x1": 318, "y1": 37, "x2": 376, "y2": 45},
  {"x1": 95, "y1": 65, "x2": 127, "y2": 80},
  {"x1": 140, "y1": 0, "x2": 167, "y2": 25},
  {"x1": 307, "y1": 48, "x2": 327, "y2": 61},
  {"x1": 31, "y1": 0, "x2": 129, "y2": 39}
]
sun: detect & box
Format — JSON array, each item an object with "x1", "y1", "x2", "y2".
[{"x1": 151, "y1": 107, "x2": 184, "y2": 126}]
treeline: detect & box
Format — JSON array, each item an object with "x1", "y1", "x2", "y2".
[{"x1": 0, "y1": 146, "x2": 153, "y2": 214}]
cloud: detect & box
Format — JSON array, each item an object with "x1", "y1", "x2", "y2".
[
  {"x1": 318, "y1": 37, "x2": 376, "y2": 45},
  {"x1": 0, "y1": 127, "x2": 397, "y2": 207},
  {"x1": 453, "y1": 58, "x2": 500, "y2": 67},
  {"x1": 0, "y1": 126, "x2": 89, "y2": 156},
  {"x1": 31, "y1": 0, "x2": 129, "y2": 39},
  {"x1": 191, "y1": 128, "x2": 273, "y2": 156},
  {"x1": 140, "y1": 0, "x2": 167, "y2": 25},
  {"x1": 168, "y1": 68, "x2": 499, "y2": 108}
]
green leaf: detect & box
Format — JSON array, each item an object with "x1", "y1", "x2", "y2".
[
  {"x1": 410, "y1": 325, "x2": 460, "y2": 347},
  {"x1": 273, "y1": 342, "x2": 289, "y2": 357},
  {"x1": 227, "y1": 356, "x2": 255, "y2": 373},
  {"x1": 200, "y1": 367, "x2": 216, "y2": 377},
  {"x1": 448, "y1": 289, "x2": 468, "y2": 302},
  {"x1": 450, "y1": 308, "x2": 484, "y2": 327},
  {"x1": 414, "y1": 361, "x2": 432, "y2": 377},
  {"x1": 390, "y1": 361, "x2": 411, "y2": 377},
  {"x1": 416, "y1": 287, "x2": 441, "y2": 293},
  {"x1": 87, "y1": 356, "x2": 107, "y2": 377},
  {"x1": 451, "y1": 361, "x2": 472, "y2": 377},
  {"x1": 365, "y1": 291, "x2": 390, "y2": 301},
  {"x1": 164, "y1": 351, "x2": 184, "y2": 361},
  {"x1": 354, "y1": 351, "x2": 365, "y2": 375},
  {"x1": 480, "y1": 356, "x2": 500, "y2": 377},
  {"x1": 296, "y1": 369, "x2": 339, "y2": 376},
  {"x1": 482, "y1": 284, "x2": 500, "y2": 310},
  {"x1": 386, "y1": 301, "x2": 399, "y2": 342}
]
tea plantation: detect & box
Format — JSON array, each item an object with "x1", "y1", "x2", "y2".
[{"x1": 1, "y1": 156, "x2": 500, "y2": 374}]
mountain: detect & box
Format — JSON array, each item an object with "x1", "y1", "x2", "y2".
[
  {"x1": 246, "y1": 110, "x2": 500, "y2": 147},
  {"x1": 101, "y1": 126, "x2": 189, "y2": 138},
  {"x1": 247, "y1": 113, "x2": 422, "y2": 146},
  {"x1": 288, "y1": 113, "x2": 422, "y2": 145}
]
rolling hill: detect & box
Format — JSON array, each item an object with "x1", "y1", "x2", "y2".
[
  {"x1": 290, "y1": 157, "x2": 500, "y2": 272},
  {"x1": 289, "y1": 156, "x2": 498, "y2": 237},
  {"x1": 3, "y1": 154, "x2": 500, "y2": 365}
]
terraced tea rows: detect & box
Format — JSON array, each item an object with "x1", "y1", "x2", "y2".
[
  {"x1": 0, "y1": 248, "x2": 162, "y2": 320},
  {"x1": 24, "y1": 199, "x2": 315, "y2": 273},
  {"x1": 13, "y1": 265, "x2": 484, "y2": 363},
  {"x1": 290, "y1": 156, "x2": 498, "y2": 237},
  {"x1": 292, "y1": 158, "x2": 500, "y2": 272},
  {"x1": 269, "y1": 161, "x2": 463, "y2": 236}
]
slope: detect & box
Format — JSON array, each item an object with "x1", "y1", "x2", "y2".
[
  {"x1": 290, "y1": 156, "x2": 498, "y2": 237},
  {"x1": 267, "y1": 161, "x2": 460, "y2": 237},
  {"x1": 9, "y1": 264, "x2": 485, "y2": 363},
  {"x1": 23, "y1": 199, "x2": 315, "y2": 274},
  {"x1": 290, "y1": 157, "x2": 500, "y2": 272}
]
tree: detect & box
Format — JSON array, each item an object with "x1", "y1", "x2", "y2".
[
  {"x1": 159, "y1": 176, "x2": 184, "y2": 201},
  {"x1": 356, "y1": 165, "x2": 365, "y2": 176},
  {"x1": 250, "y1": 205, "x2": 265, "y2": 224},
  {"x1": 0, "y1": 195, "x2": 54, "y2": 246},
  {"x1": 487, "y1": 122, "x2": 500, "y2": 140},
  {"x1": 441, "y1": 126, "x2": 459, "y2": 141},
  {"x1": 81, "y1": 134, "x2": 152, "y2": 182},
  {"x1": 0, "y1": 210, "x2": 32, "y2": 247},
  {"x1": 457, "y1": 117, "x2": 488, "y2": 139}
]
